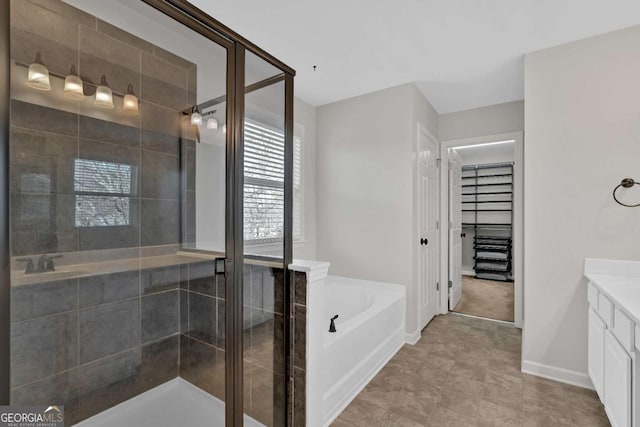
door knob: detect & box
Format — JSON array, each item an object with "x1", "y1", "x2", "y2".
[{"x1": 420, "y1": 238, "x2": 428, "y2": 245}]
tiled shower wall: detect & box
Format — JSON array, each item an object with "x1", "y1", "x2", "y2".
[
  {"x1": 179, "y1": 262, "x2": 287, "y2": 426},
  {"x1": 10, "y1": 0, "x2": 196, "y2": 255},
  {"x1": 290, "y1": 271, "x2": 307, "y2": 427},
  {"x1": 11, "y1": 266, "x2": 184, "y2": 424},
  {"x1": 10, "y1": 1, "x2": 288, "y2": 426},
  {"x1": 9, "y1": 0, "x2": 195, "y2": 424}
]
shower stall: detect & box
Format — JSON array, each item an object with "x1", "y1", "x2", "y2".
[{"x1": 0, "y1": 1, "x2": 295, "y2": 426}]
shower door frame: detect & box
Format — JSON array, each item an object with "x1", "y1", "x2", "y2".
[
  {"x1": 0, "y1": 0, "x2": 10, "y2": 408},
  {"x1": 0, "y1": 1, "x2": 296, "y2": 426}
]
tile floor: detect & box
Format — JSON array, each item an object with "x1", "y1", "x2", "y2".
[{"x1": 332, "y1": 313, "x2": 609, "y2": 427}]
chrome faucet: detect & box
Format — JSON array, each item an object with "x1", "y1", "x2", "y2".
[{"x1": 17, "y1": 254, "x2": 63, "y2": 274}]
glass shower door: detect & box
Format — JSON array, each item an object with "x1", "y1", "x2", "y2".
[
  {"x1": 8, "y1": 0, "x2": 233, "y2": 425},
  {"x1": 241, "y1": 51, "x2": 290, "y2": 427}
]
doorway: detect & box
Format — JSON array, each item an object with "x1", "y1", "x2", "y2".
[{"x1": 439, "y1": 133, "x2": 523, "y2": 327}]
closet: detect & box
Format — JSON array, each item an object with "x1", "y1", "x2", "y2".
[{"x1": 461, "y1": 162, "x2": 513, "y2": 281}]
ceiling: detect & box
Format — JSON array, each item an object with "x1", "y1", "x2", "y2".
[{"x1": 190, "y1": 0, "x2": 640, "y2": 113}]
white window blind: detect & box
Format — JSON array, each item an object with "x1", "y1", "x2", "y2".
[{"x1": 244, "y1": 120, "x2": 302, "y2": 243}]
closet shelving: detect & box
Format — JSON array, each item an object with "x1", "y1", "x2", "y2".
[{"x1": 461, "y1": 162, "x2": 513, "y2": 281}]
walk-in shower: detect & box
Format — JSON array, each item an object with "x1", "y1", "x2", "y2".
[{"x1": 0, "y1": 1, "x2": 295, "y2": 426}]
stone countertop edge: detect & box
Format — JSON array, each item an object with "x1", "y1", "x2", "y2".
[
  {"x1": 289, "y1": 259, "x2": 331, "y2": 282},
  {"x1": 12, "y1": 250, "x2": 278, "y2": 287},
  {"x1": 585, "y1": 258, "x2": 640, "y2": 326},
  {"x1": 11, "y1": 253, "x2": 210, "y2": 287}
]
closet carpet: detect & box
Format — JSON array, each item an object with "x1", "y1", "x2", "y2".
[{"x1": 452, "y1": 276, "x2": 514, "y2": 322}]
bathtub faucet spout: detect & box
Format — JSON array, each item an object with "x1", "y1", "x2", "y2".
[{"x1": 329, "y1": 315, "x2": 339, "y2": 333}]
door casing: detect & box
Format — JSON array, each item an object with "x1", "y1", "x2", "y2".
[{"x1": 438, "y1": 132, "x2": 524, "y2": 328}]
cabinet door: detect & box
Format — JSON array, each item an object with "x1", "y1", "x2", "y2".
[
  {"x1": 604, "y1": 330, "x2": 632, "y2": 427},
  {"x1": 589, "y1": 308, "x2": 606, "y2": 400}
]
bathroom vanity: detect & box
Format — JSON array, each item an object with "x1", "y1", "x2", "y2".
[{"x1": 585, "y1": 258, "x2": 640, "y2": 427}]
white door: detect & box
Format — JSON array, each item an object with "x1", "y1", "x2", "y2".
[
  {"x1": 417, "y1": 124, "x2": 439, "y2": 330},
  {"x1": 448, "y1": 150, "x2": 463, "y2": 309}
]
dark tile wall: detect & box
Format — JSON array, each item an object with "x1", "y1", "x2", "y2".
[
  {"x1": 9, "y1": 0, "x2": 196, "y2": 424},
  {"x1": 290, "y1": 271, "x2": 308, "y2": 427},
  {"x1": 179, "y1": 261, "x2": 226, "y2": 399},
  {"x1": 10, "y1": 267, "x2": 182, "y2": 425},
  {"x1": 9, "y1": 0, "x2": 197, "y2": 257},
  {"x1": 178, "y1": 261, "x2": 287, "y2": 427}
]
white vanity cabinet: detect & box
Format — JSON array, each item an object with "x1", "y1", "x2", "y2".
[
  {"x1": 587, "y1": 285, "x2": 633, "y2": 427},
  {"x1": 604, "y1": 329, "x2": 632, "y2": 427},
  {"x1": 585, "y1": 258, "x2": 640, "y2": 427},
  {"x1": 588, "y1": 307, "x2": 605, "y2": 399}
]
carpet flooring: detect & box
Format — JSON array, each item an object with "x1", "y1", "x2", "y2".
[{"x1": 452, "y1": 276, "x2": 514, "y2": 322}]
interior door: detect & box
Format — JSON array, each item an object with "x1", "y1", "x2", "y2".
[
  {"x1": 417, "y1": 125, "x2": 439, "y2": 330},
  {"x1": 449, "y1": 150, "x2": 463, "y2": 309}
]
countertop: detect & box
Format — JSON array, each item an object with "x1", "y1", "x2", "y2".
[
  {"x1": 585, "y1": 258, "x2": 640, "y2": 326},
  {"x1": 12, "y1": 250, "x2": 284, "y2": 287}
]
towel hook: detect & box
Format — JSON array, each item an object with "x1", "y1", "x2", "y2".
[{"x1": 613, "y1": 178, "x2": 640, "y2": 207}]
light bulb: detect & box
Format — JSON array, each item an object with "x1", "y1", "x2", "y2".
[
  {"x1": 63, "y1": 65, "x2": 84, "y2": 100},
  {"x1": 123, "y1": 84, "x2": 139, "y2": 115},
  {"x1": 25, "y1": 53, "x2": 51, "y2": 91},
  {"x1": 206, "y1": 117, "x2": 218, "y2": 130},
  {"x1": 94, "y1": 75, "x2": 114, "y2": 109},
  {"x1": 222, "y1": 124, "x2": 227, "y2": 134},
  {"x1": 191, "y1": 111, "x2": 202, "y2": 126}
]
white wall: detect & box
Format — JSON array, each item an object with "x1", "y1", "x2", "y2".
[
  {"x1": 317, "y1": 83, "x2": 438, "y2": 336},
  {"x1": 293, "y1": 98, "x2": 318, "y2": 260},
  {"x1": 439, "y1": 101, "x2": 524, "y2": 142},
  {"x1": 522, "y1": 25, "x2": 640, "y2": 387}
]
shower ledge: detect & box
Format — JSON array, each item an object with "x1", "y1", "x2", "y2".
[
  {"x1": 11, "y1": 253, "x2": 209, "y2": 287},
  {"x1": 12, "y1": 250, "x2": 287, "y2": 287}
]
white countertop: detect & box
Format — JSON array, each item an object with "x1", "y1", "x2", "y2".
[{"x1": 585, "y1": 258, "x2": 640, "y2": 325}]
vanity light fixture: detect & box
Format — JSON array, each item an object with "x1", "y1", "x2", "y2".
[
  {"x1": 94, "y1": 75, "x2": 114, "y2": 109},
  {"x1": 123, "y1": 84, "x2": 139, "y2": 115},
  {"x1": 63, "y1": 65, "x2": 85, "y2": 100},
  {"x1": 190, "y1": 105, "x2": 202, "y2": 126},
  {"x1": 25, "y1": 52, "x2": 51, "y2": 91},
  {"x1": 206, "y1": 117, "x2": 219, "y2": 130}
]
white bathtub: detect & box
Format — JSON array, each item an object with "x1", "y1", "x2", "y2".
[{"x1": 307, "y1": 274, "x2": 406, "y2": 427}]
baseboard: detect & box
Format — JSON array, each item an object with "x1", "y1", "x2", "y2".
[
  {"x1": 405, "y1": 330, "x2": 421, "y2": 345},
  {"x1": 462, "y1": 270, "x2": 475, "y2": 276},
  {"x1": 521, "y1": 360, "x2": 594, "y2": 390}
]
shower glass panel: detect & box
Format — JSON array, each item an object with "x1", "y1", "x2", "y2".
[
  {"x1": 242, "y1": 50, "x2": 287, "y2": 427},
  {"x1": 8, "y1": 0, "x2": 232, "y2": 425}
]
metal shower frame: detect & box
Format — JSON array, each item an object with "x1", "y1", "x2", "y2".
[{"x1": 0, "y1": 1, "x2": 296, "y2": 426}]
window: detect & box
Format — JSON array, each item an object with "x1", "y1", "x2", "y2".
[
  {"x1": 74, "y1": 159, "x2": 136, "y2": 227},
  {"x1": 244, "y1": 120, "x2": 303, "y2": 243}
]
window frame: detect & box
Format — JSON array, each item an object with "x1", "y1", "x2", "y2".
[{"x1": 72, "y1": 158, "x2": 138, "y2": 228}]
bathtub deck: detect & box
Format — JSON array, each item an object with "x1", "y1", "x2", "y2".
[{"x1": 75, "y1": 378, "x2": 263, "y2": 427}]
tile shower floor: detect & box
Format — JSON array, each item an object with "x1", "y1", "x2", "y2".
[
  {"x1": 332, "y1": 313, "x2": 610, "y2": 427},
  {"x1": 75, "y1": 378, "x2": 263, "y2": 427}
]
